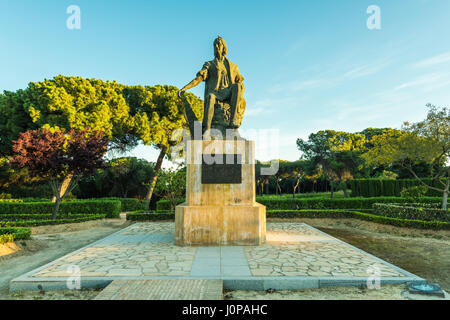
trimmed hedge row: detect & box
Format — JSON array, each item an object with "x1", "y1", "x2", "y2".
[
  {"x1": 349, "y1": 179, "x2": 446, "y2": 197},
  {"x1": 126, "y1": 210, "x2": 174, "y2": 221},
  {"x1": 373, "y1": 203, "x2": 450, "y2": 222},
  {"x1": 126, "y1": 209, "x2": 450, "y2": 230},
  {"x1": 156, "y1": 197, "x2": 442, "y2": 211},
  {"x1": 0, "y1": 200, "x2": 121, "y2": 218},
  {"x1": 0, "y1": 199, "x2": 23, "y2": 203},
  {"x1": 267, "y1": 210, "x2": 450, "y2": 230},
  {"x1": 0, "y1": 214, "x2": 107, "y2": 227},
  {"x1": 101, "y1": 198, "x2": 149, "y2": 211},
  {"x1": 0, "y1": 227, "x2": 32, "y2": 244}
]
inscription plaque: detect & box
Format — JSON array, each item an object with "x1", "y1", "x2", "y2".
[{"x1": 201, "y1": 154, "x2": 242, "y2": 184}]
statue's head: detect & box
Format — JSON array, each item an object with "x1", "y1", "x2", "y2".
[{"x1": 214, "y1": 36, "x2": 228, "y2": 60}]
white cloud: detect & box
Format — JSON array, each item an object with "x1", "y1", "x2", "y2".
[
  {"x1": 412, "y1": 51, "x2": 450, "y2": 68},
  {"x1": 343, "y1": 60, "x2": 391, "y2": 79},
  {"x1": 394, "y1": 72, "x2": 447, "y2": 91}
]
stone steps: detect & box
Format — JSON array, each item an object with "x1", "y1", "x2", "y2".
[{"x1": 94, "y1": 279, "x2": 223, "y2": 300}]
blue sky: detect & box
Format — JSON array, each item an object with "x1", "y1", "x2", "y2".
[{"x1": 1, "y1": 0, "x2": 450, "y2": 165}]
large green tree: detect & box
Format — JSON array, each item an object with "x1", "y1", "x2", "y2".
[
  {"x1": 362, "y1": 105, "x2": 449, "y2": 209},
  {"x1": 297, "y1": 130, "x2": 364, "y2": 198},
  {"x1": 123, "y1": 85, "x2": 203, "y2": 201}
]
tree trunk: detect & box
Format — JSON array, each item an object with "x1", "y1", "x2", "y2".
[
  {"x1": 330, "y1": 184, "x2": 334, "y2": 199},
  {"x1": 145, "y1": 146, "x2": 167, "y2": 201},
  {"x1": 442, "y1": 178, "x2": 449, "y2": 211},
  {"x1": 343, "y1": 187, "x2": 349, "y2": 198},
  {"x1": 52, "y1": 198, "x2": 61, "y2": 220},
  {"x1": 51, "y1": 174, "x2": 73, "y2": 203},
  {"x1": 293, "y1": 178, "x2": 301, "y2": 199}
]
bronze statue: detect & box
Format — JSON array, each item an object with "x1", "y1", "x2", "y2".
[{"x1": 179, "y1": 36, "x2": 246, "y2": 138}]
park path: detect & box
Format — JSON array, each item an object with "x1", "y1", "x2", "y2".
[{"x1": 95, "y1": 279, "x2": 223, "y2": 300}]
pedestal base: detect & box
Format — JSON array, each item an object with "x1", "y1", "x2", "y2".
[{"x1": 175, "y1": 203, "x2": 266, "y2": 246}]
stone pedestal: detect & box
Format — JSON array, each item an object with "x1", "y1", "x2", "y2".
[{"x1": 175, "y1": 139, "x2": 266, "y2": 246}]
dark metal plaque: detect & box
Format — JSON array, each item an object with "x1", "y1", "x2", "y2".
[{"x1": 201, "y1": 154, "x2": 242, "y2": 184}]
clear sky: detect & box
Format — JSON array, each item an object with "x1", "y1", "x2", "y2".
[{"x1": 1, "y1": 0, "x2": 450, "y2": 166}]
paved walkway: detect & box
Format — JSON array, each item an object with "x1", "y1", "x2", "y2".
[
  {"x1": 10, "y1": 222, "x2": 425, "y2": 292},
  {"x1": 95, "y1": 280, "x2": 223, "y2": 300}
]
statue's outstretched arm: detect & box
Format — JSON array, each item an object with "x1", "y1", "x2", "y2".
[{"x1": 178, "y1": 76, "x2": 203, "y2": 98}]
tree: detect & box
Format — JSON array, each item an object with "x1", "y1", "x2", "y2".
[
  {"x1": 123, "y1": 85, "x2": 203, "y2": 201},
  {"x1": 255, "y1": 161, "x2": 272, "y2": 195},
  {"x1": 154, "y1": 167, "x2": 186, "y2": 212},
  {"x1": 362, "y1": 105, "x2": 449, "y2": 210},
  {"x1": 1, "y1": 76, "x2": 137, "y2": 156},
  {"x1": 297, "y1": 130, "x2": 364, "y2": 198},
  {"x1": 102, "y1": 157, "x2": 155, "y2": 198},
  {"x1": 278, "y1": 161, "x2": 306, "y2": 198},
  {"x1": 10, "y1": 128, "x2": 109, "y2": 218}
]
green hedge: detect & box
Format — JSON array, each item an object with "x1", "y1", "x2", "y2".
[
  {"x1": 156, "y1": 196, "x2": 442, "y2": 211},
  {"x1": 0, "y1": 227, "x2": 31, "y2": 244},
  {"x1": 0, "y1": 214, "x2": 107, "y2": 227},
  {"x1": 373, "y1": 203, "x2": 450, "y2": 222},
  {"x1": 156, "y1": 199, "x2": 184, "y2": 211},
  {"x1": 267, "y1": 210, "x2": 450, "y2": 230},
  {"x1": 126, "y1": 208, "x2": 450, "y2": 230},
  {"x1": 126, "y1": 210, "x2": 174, "y2": 221},
  {"x1": 96, "y1": 198, "x2": 149, "y2": 211},
  {"x1": 0, "y1": 200, "x2": 121, "y2": 218},
  {"x1": 349, "y1": 179, "x2": 447, "y2": 197}
]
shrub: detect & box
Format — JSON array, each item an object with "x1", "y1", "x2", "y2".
[
  {"x1": 0, "y1": 227, "x2": 31, "y2": 244},
  {"x1": 0, "y1": 214, "x2": 107, "y2": 227},
  {"x1": 156, "y1": 199, "x2": 184, "y2": 211},
  {"x1": 258, "y1": 197, "x2": 441, "y2": 210},
  {"x1": 373, "y1": 203, "x2": 450, "y2": 222},
  {"x1": 155, "y1": 196, "x2": 442, "y2": 211},
  {"x1": 98, "y1": 198, "x2": 149, "y2": 212},
  {"x1": 126, "y1": 210, "x2": 174, "y2": 221},
  {"x1": 350, "y1": 178, "x2": 446, "y2": 197},
  {"x1": 0, "y1": 199, "x2": 23, "y2": 203},
  {"x1": 267, "y1": 210, "x2": 450, "y2": 230},
  {"x1": 400, "y1": 186, "x2": 428, "y2": 202},
  {"x1": 0, "y1": 200, "x2": 121, "y2": 218}
]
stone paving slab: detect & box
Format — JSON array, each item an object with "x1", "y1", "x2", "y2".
[
  {"x1": 94, "y1": 280, "x2": 223, "y2": 300},
  {"x1": 10, "y1": 222, "x2": 425, "y2": 292}
]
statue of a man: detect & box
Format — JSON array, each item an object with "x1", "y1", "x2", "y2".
[{"x1": 179, "y1": 36, "x2": 246, "y2": 136}]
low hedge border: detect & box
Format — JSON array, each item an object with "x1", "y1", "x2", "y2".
[
  {"x1": 156, "y1": 197, "x2": 443, "y2": 211},
  {"x1": 0, "y1": 200, "x2": 121, "y2": 218},
  {"x1": 127, "y1": 209, "x2": 450, "y2": 230},
  {"x1": 0, "y1": 227, "x2": 32, "y2": 244},
  {"x1": 76, "y1": 198, "x2": 150, "y2": 212},
  {"x1": 267, "y1": 210, "x2": 450, "y2": 230},
  {"x1": 126, "y1": 210, "x2": 174, "y2": 221},
  {"x1": 373, "y1": 203, "x2": 450, "y2": 222},
  {"x1": 0, "y1": 214, "x2": 107, "y2": 227}
]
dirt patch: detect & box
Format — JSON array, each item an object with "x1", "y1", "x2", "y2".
[
  {"x1": 8, "y1": 288, "x2": 101, "y2": 300},
  {"x1": 0, "y1": 242, "x2": 21, "y2": 257},
  {"x1": 30, "y1": 218, "x2": 131, "y2": 235},
  {"x1": 226, "y1": 284, "x2": 408, "y2": 300},
  {"x1": 0, "y1": 218, "x2": 132, "y2": 300}
]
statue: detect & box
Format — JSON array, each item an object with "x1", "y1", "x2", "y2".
[{"x1": 179, "y1": 36, "x2": 246, "y2": 138}]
